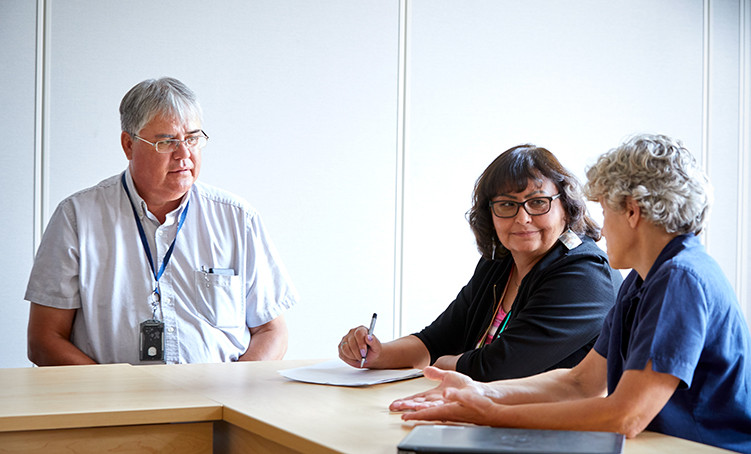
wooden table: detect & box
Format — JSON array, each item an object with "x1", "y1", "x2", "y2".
[
  {"x1": 0, "y1": 363, "x2": 221, "y2": 453},
  {"x1": 144, "y1": 359, "x2": 429, "y2": 454},
  {"x1": 0, "y1": 360, "x2": 736, "y2": 453}
]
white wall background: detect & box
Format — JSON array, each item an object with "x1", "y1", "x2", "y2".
[{"x1": 1, "y1": 0, "x2": 749, "y2": 368}]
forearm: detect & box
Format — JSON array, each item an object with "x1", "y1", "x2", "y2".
[
  {"x1": 433, "y1": 354, "x2": 460, "y2": 371},
  {"x1": 239, "y1": 316, "x2": 288, "y2": 361},
  {"x1": 239, "y1": 335, "x2": 286, "y2": 361},
  {"x1": 28, "y1": 336, "x2": 97, "y2": 366},
  {"x1": 27, "y1": 303, "x2": 96, "y2": 366},
  {"x1": 369, "y1": 335, "x2": 430, "y2": 370},
  {"x1": 403, "y1": 359, "x2": 674, "y2": 439},
  {"x1": 481, "y1": 368, "x2": 591, "y2": 404},
  {"x1": 487, "y1": 395, "x2": 636, "y2": 435},
  {"x1": 480, "y1": 350, "x2": 608, "y2": 405}
]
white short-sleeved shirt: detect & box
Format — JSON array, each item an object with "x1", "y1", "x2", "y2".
[{"x1": 25, "y1": 169, "x2": 299, "y2": 364}]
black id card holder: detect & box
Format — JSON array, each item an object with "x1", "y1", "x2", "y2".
[{"x1": 140, "y1": 319, "x2": 165, "y2": 361}]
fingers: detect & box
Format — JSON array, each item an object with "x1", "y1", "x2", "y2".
[
  {"x1": 452, "y1": 388, "x2": 495, "y2": 411},
  {"x1": 390, "y1": 368, "x2": 477, "y2": 413},
  {"x1": 401, "y1": 402, "x2": 462, "y2": 422},
  {"x1": 400, "y1": 390, "x2": 490, "y2": 423},
  {"x1": 355, "y1": 325, "x2": 372, "y2": 359},
  {"x1": 389, "y1": 382, "x2": 452, "y2": 412},
  {"x1": 390, "y1": 396, "x2": 445, "y2": 411},
  {"x1": 389, "y1": 368, "x2": 448, "y2": 411},
  {"x1": 423, "y1": 366, "x2": 448, "y2": 381},
  {"x1": 424, "y1": 367, "x2": 476, "y2": 392},
  {"x1": 338, "y1": 326, "x2": 372, "y2": 367}
]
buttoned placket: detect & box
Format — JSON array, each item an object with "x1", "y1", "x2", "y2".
[{"x1": 147, "y1": 202, "x2": 181, "y2": 364}]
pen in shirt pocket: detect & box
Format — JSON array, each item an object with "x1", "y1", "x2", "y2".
[{"x1": 201, "y1": 266, "x2": 235, "y2": 276}]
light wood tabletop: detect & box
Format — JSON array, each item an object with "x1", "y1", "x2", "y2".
[
  {"x1": 143, "y1": 359, "x2": 736, "y2": 454},
  {"x1": 0, "y1": 363, "x2": 221, "y2": 432},
  {"x1": 144, "y1": 359, "x2": 425, "y2": 454},
  {"x1": 0, "y1": 363, "x2": 222, "y2": 453},
  {"x1": 0, "y1": 360, "x2": 736, "y2": 454}
]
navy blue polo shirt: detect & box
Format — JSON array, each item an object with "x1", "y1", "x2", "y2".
[{"x1": 594, "y1": 234, "x2": 751, "y2": 453}]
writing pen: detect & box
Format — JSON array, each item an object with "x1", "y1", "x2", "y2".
[{"x1": 360, "y1": 313, "x2": 377, "y2": 368}]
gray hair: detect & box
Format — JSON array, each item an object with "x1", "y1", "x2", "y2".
[
  {"x1": 119, "y1": 77, "x2": 203, "y2": 134},
  {"x1": 584, "y1": 134, "x2": 712, "y2": 235}
]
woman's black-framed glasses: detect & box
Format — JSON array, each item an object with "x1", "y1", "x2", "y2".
[{"x1": 489, "y1": 194, "x2": 561, "y2": 218}]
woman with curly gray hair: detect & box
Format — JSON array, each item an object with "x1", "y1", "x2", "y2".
[
  {"x1": 395, "y1": 134, "x2": 751, "y2": 453},
  {"x1": 339, "y1": 144, "x2": 622, "y2": 382},
  {"x1": 585, "y1": 134, "x2": 711, "y2": 235}
]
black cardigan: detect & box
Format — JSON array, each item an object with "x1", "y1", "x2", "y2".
[{"x1": 413, "y1": 236, "x2": 622, "y2": 382}]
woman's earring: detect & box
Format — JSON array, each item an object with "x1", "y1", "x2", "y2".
[{"x1": 558, "y1": 228, "x2": 582, "y2": 250}]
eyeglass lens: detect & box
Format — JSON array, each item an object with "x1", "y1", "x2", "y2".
[
  {"x1": 155, "y1": 135, "x2": 208, "y2": 153},
  {"x1": 492, "y1": 198, "x2": 551, "y2": 218}
]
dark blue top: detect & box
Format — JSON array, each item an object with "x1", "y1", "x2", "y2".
[{"x1": 594, "y1": 234, "x2": 751, "y2": 453}]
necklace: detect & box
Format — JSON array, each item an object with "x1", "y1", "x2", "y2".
[{"x1": 512, "y1": 268, "x2": 521, "y2": 287}]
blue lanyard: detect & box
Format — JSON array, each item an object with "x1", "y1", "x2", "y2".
[{"x1": 121, "y1": 173, "x2": 189, "y2": 316}]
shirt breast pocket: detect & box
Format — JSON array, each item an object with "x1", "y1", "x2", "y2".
[{"x1": 194, "y1": 269, "x2": 244, "y2": 328}]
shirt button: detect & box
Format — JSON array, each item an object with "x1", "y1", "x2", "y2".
[{"x1": 167, "y1": 327, "x2": 175, "y2": 333}]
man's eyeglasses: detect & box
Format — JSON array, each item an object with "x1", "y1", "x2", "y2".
[
  {"x1": 489, "y1": 194, "x2": 561, "y2": 218},
  {"x1": 132, "y1": 130, "x2": 209, "y2": 153}
]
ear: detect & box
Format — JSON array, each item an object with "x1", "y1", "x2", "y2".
[
  {"x1": 121, "y1": 131, "x2": 134, "y2": 160},
  {"x1": 624, "y1": 197, "x2": 641, "y2": 228}
]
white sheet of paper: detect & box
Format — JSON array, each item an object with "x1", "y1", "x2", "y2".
[{"x1": 278, "y1": 359, "x2": 423, "y2": 387}]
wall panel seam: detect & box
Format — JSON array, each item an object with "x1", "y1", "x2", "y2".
[
  {"x1": 33, "y1": 0, "x2": 50, "y2": 256},
  {"x1": 394, "y1": 0, "x2": 409, "y2": 338},
  {"x1": 739, "y1": 0, "x2": 750, "y2": 316},
  {"x1": 702, "y1": 0, "x2": 711, "y2": 252}
]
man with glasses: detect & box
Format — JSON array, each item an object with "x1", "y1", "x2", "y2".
[{"x1": 25, "y1": 77, "x2": 299, "y2": 365}]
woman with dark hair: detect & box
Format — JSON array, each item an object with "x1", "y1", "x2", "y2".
[
  {"x1": 338, "y1": 145, "x2": 622, "y2": 382},
  {"x1": 394, "y1": 135, "x2": 751, "y2": 453}
]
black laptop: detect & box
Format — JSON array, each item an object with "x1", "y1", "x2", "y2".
[{"x1": 397, "y1": 425, "x2": 625, "y2": 454}]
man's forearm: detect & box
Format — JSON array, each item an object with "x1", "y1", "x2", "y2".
[
  {"x1": 239, "y1": 332, "x2": 287, "y2": 361},
  {"x1": 28, "y1": 338, "x2": 97, "y2": 366},
  {"x1": 238, "y1": 316, "x2": 289, "y2": 361},
  {"x1": 27, "y1": 303, "x2": 97, "y2": 366}
]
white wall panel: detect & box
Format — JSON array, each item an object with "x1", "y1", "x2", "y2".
[
  {"x1": 0, "y1": 1, "x2": 37, "y2": 368},
  {"x1": 2, "y1": 0, "x2": 748, "y2": 369},
  {"x1": 44, "y1": 0, "x2": 401, "y2": 360},
  {"x1": 705, "y1": 0, "x2": 742, "y2": 293},
  {"x1": 740, "y1": 0, "x2": 751, "y2": 318},
  {"x1": 401, "y1": 0, "x2": 705, "y2": 335}
]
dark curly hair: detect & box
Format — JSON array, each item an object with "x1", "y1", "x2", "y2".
[{"x1": 467, "y1": 144, "x2": 601, "y2": 260}]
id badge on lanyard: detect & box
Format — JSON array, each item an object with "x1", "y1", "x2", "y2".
[{"x1": 122, "y1": 173, "x2": 189, "y2": 362}]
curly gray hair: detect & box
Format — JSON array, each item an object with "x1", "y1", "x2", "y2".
[
  {"x1": 584, "y1": 134, "x2": 712, "y2": 235},
  {"x1": 119, "y1": 77, "x2": 202, "y2": 135}
]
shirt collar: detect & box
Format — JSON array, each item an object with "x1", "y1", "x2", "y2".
[
  {"x1": 621, "y1": 233, "x2": 698, "y2": 300},
  {"x1": 644, "y1": 233, "x2": 698, "y2": 282},
  {"x1": 122, "y1": 168, "x2": 191, "y2": 224}
]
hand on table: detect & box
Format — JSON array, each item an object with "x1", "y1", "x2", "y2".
[
  {"x1": 390, "y1": 366, "x2": 482, "y2": 411},
  {"x1": 391, "y1": 366, "x2": 498, "y2": 425}
]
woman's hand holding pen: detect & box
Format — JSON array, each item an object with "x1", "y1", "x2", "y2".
[{"x1": 338, "y1": 325, "x2": 382, "y2": 368}]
